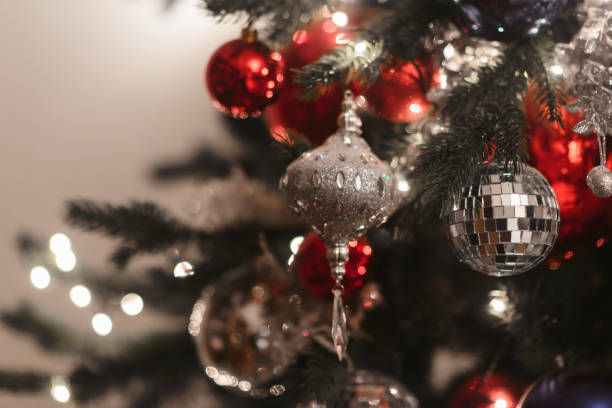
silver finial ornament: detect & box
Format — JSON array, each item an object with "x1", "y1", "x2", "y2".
[{"x1": 279, "y1": 90, "x2": 396, "y2": 360}]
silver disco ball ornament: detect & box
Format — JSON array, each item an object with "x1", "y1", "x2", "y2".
[
  {"x1": 445, "y1": 162, "x2": 560, "y2": 276},
  {"x1": 189, "y1": 255, "x2": 320, "y2": 397},
  {"x1": 297, "y1": 370, "x2": 420, "y2": 408}
]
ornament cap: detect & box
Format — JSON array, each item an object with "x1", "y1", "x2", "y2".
[{"x1": 240, "y1": 26, "x2": 257, "y2": 42}]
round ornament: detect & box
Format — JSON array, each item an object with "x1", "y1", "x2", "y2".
[
  {"x1": 265, "y1": 11, "x2": 368, "y2": 145},
  {"x1": 299, "y1": 370, "x2": 420, "y2": 408},
  {"x1": 445, "y1": 162, "x2": 560, "y2": 276},
  {"x1": 188, "y1": 255, "x2": 318, "y2": 397},
  {"x1": 359, "y1": 54, "x2": 438, "y2": 123},
  {"x1": 295, "y1": 232, "x2": 372, "y2": 299},
  {"x1": 586, "y1": 165, "x2": 612, "y2": 198},
  {"x1": 452, "y1": 373, "x2": 524, "y2": 408},
  {"x1": 525, "y1": 92, "x2": 612, "y2": 240},
  {"x1": 518, "y1": 371, "x2": 612, "y2": 408},
  {"x1": 206, "y1": 28, "x2": 284, "y2": 118},
  {"x1": 280, "y1": 92, "x2": 396, "y2": 246},
  {"x1": 450, "y1": 0, "x2": 567, "y2": 41}
]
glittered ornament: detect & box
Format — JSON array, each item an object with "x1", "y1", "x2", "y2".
[
  {"x1": 280, "y1": 90, "x2": 395, "y2": 360},
  {"x1": 587, "y1": 165, "x2": 612, "y2": 198},
  {"x1": 426, "y1": 23, "x2": 504, "y2": 104},
  {"x1": 518, "y1": 371, "x2": 612, "y2": 408},
  {"x1": 359, "y1": 54, "x2": 438, "y2": 123},
  {"x1": 206, "y1": 28, "x2": 284, "y2": 118},
  {"x1": 525, "y1": 91, "x2": 612, "y2": 240},
  {"x1": 188, "y1": 254, "x2": 318, "y2": 397},
  {"x1": 295, "y1": 232, "x2": 372, "y2": 299},
  {"x1": 445, "y1": 162, "x2": 560, "y2": 276},
  {"x1": 298, "y1": 370, "x2": 420, "y2": 408},
  {"x1": 450, "y1": 0, "x2": 567, "y2": 41},
  {"x1": 452, "y1": 373, "x2": 524, "y2": 408}
]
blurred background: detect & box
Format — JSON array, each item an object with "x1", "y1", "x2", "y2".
[{"x1": 0, "y1": 0, "x2": 237, "y2": 405}]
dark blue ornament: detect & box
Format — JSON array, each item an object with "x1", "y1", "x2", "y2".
[
  {"x1": 519, "y1": 371, "x2": 612, "y2": 408},
  {"x1": 451, "y1": 0, "x2": 567, "y2": 41}
]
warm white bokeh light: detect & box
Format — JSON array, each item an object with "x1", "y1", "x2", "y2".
[
  {"x1": 49, "y1": 233, "x2": 72, "y2": 256},
  {"x1": 30, "y1": 266, "x2": 50, "y2": 289},
  {"x1": 56, "y1": 250, "x2": 76, "y2": 272},
  {"x1": 489, "y1": 297, "x2": 507, "y2": 314},
  {"x1": 289, "y1": 236, "x2": 304, "y2": 255},
  {"x1": 69, "y1": 285, "x2": 91, "y2": 308},
  {"x1": 494, "y1": 399, "x2": 509, "y2": 408},
  {"x1": 120, "y1": 293, "x2": 144, "y2": 316},
  {"x1": 173, "y1": 261, "x2": 194, "y2": 278},
  {"x1": 92, "y1": 313, "x2": 113, "y2": 336},
  {"x1": 397, "y1": 180, "x2": 410, "y2": 193},
  {"x1": 354, "y1": 40, "x2": 369, "y2": 56},
  {"x1": 331, "y1": 11, "x2": 348, "y2": 27},
  {"x1": 50, "y1": 378, "x2": 71, "y2": 403}
]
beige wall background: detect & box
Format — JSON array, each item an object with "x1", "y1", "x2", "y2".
[{"x1": 0, "y1": 0, "x2": 238, "y2": 406}]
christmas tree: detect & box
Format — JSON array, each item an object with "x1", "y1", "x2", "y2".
[{"x1": 2, "y1": 0, "x2": 612, "y2": 407}]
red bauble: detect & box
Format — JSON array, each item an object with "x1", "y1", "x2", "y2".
[
  {"x1": 359, "y1": 54, "x2": 438, "y2": 123},
  {"x1": 265, "y1": 13, "x2": 367, "y2": 145},
  {"x1": 206, "y1": 34, "x2": 284, "y2": 118},
  {"x1": 295, "y1": 232, "x2": 372, "y2": 299},
  {"x1": 452, "y1": 373, "x2": 525, "y2": 408},
  {"x1": 525, "y1": 91, "x2": 612, "y2": 244}
]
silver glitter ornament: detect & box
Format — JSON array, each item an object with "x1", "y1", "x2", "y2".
[
  {"x1": 556, "y1": 1, "x2": 612, "y2": 193},
  {"x1": 280, "y1": 90, "x2": 396, "y2": 361},
  {"x1": 586, "y1": 132, "x2": 612, "y2": 198},
  {"x1": 586, "y1": 166, "x2": 612, "y2": 198},
  {"x1": 445, "y1": 162, "x2": 560, "y2": 276},
  {"x1": 297, "y1": 370, "x2": 420, "y2": 408},
  {"x1": 189, "y1": 253, "x2": 320, "y2": 397}
]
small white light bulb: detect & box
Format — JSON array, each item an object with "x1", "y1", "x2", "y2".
[
  {"x1": 120, "y1": 293, "x2": 144, "y2": 316},
  {"x1": 91, "y1": 313, "x2": 112, "y2": 336},
  {"x1": 30, "y1": 266, "x2": 50, "y2": 289},
  {"x1": 69, "y1": 285, "x2": 91, "y2": 308}
]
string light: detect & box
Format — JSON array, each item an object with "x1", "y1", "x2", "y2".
[
  {"x1": 50, "y1": 377, "x2": 71, "y2": 403},
  {"x1": 494, "y1": 399, "x2": 509, "y2": 408},
  {"x1": 289, "y1": 236, "x2": 304, "y2": 254},
  {"x1": 49, "y1": 233, "x2": 71, "y2": 255},
  {"x1": 30, "y1": 266, "x2": 50, "y2": 289},
  {"x1": 120, "y1": 293, "x2": 144, "y2": 316},
  {"x1": 173, "y1": 261, "x2": 194, "y2": 278},
  {"x1": 91, "y1": 313, "x2": 112, "y2": 336},
  {"x1": 55, "y1": 250, "x2": 76, "y2": 272},
  {"x1": 69, "y1": 285, "x2": 91, "y2": 308},
  {"x1": 487, "y1": 289, "x2": 514, "y2": 321},
  {"x1": 354, "y1": 40, "x2": 369, "y2": 56},
  {"x1": 331, "y1": 11, "x2": 348, "y2": 27}
]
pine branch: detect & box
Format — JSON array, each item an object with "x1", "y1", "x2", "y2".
[
  {"x1": 69, "y1": 332, "x2": 198, "y2": 405},
  {"x1": 65, "y1": 200, "x2": 195, "y2": 265},
  {"x1": 0, "y1": 369, "x2": 49, "y2": 393},
  {"x1": 201, "y1": 0, "x2": 329, "y2": 42},
  {"x1": 300, "y1": 347, "x2": 349, "y2": 406},
  {"x1": 414, "y1": 36, "x2": 565, "y2": 216},
  {"x1": 294, "y1": 40, "x2": 387, "y2": 100},
  {"x1": 1, "y1": 303, "x2": 103, "y2": 355}
]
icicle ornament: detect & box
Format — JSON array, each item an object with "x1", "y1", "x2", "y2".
[{"x1": 279, "y1": 90, "x2": 396, "y2": 360}]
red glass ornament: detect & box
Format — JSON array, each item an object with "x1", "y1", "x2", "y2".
[
  {"x1": 265, "y1": 12, "x2": 369, "y2": 145},
  {"x1": 206, "y1": 31, "x2": 284, "y2": 118},
  {"x1": 358, "y1": 54, "x2": 438, "y2": 123},
  {"x1": 525, "y1": 91, "x2": 612, "y2": 244},
  {"x1": 452, "y1": 373, "x2": 525, "y2": 408},
  {"x1": 295, "y1": 232, "x2": 372, "y2": 299}
]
